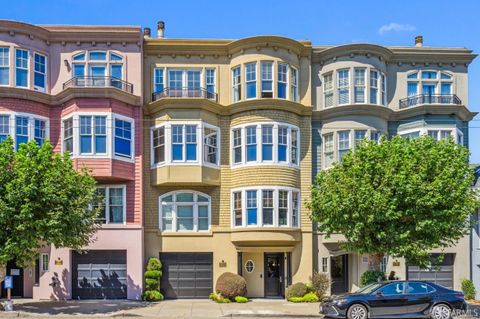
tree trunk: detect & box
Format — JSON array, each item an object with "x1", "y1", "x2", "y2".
[{"x1": 368, "y1": 253, "x2": 384, "y2": 271}]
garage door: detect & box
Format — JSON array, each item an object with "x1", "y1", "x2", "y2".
[
  {"x1": 160, "y1": 252, "x2": 213, "y2": 299},
  {"x1": 407, "y1": 253, "x2": 454, "y2": 289},
  {"x1": 72, "y1": 250, "x2": 127, "y2": 299}
]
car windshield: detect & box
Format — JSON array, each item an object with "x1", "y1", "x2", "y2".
[{"x1": 355, "y1": 283, "x2": 384, "y2": 294}]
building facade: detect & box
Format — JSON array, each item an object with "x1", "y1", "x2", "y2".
[
  {"x1": 142, "y1": 24, "x2": 313, "y2": 298},
  {"x1": 0, "y1": 20, "x2": 144, "y2": 300},
  {"x1": 311, "y1": 38, "x2": 476, "y2": 294}
]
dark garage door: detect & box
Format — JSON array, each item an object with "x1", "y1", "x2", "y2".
[
  {"x1": 160, "y1": 252, "x2": 213, "y2": 299},
  {"x1": 407, "y1": 253, "x2": 454, "y2": 289},
  {"x1": 72, "y1": 250, "x2": 127, "y2": 299}
]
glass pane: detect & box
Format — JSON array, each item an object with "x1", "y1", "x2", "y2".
[
  {"x1": 177, "y1": 205, "x2": 193, "y2": 218},
  {"x1": 198, "y1": 205, "x2": 208, "y2": 217},
  {"x1": 176, "y1": 193, "x2": 194, "y2": 202},
  {"x1": 198, "y1": 195, "x2": 209, "y2": 202},
  {"x1": 89, "y1": 51, "x2": 107, "y2": 60},
  {"x1": 162, "y1": 195, "x2": 173, "y2": 203},
  {"x1": 198, "y1": 218, "x2": 208, "y2": 231},
  {"x1": 95, "y1": 136, "x2": 106, "y2": 153}
]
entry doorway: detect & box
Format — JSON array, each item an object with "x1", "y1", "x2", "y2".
[
  {"x1": 264, "y1": 253, "x2": 284, "y2": 298},
  {"x1": 331, "y1": 254, "x2": 348, "y2": 295},
  {"x1": 2, "y1": 260, "x2": 24, "y2": 297}
]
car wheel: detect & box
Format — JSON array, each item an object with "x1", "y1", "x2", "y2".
[
  {"x1": 347, "y1": 304, "x2": 368, "y2": 319},
  {"x1": 431, "y1": 304, "x2": 452, "y2": 319}
]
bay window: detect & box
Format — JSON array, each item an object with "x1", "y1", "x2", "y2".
[
  {"x1": 232, "y1": 187, "x2": 300, "y2": 228},
  {"x1": 370, "y1": 70, "x2": 379, "y2": 104},
  {"x1": 160, "y1": 191, "x2": 210, "y2": 232},
  {"x1": 154, "y1": 68, "x2": 164, "y2": 93},
  {"x1": 354, "y1": 130, "x2": 367, "y2": 148},
  {"x1": 0, "y1": 47, "x2": 9, "y2": 86},
  {"x1": 206, "y1": 68, "x2": 215, "y2": 98},
  {"x1": 62, "y1": 113, "x2": 133, "y2": 160},
  {"x1": 338, "y1": 69, "x2": 349, "y2": 105},
  {"x1": 232, "y1": 66, "x2": 241, "y2": 102},
  {"x1": 0, "y1": 115, "x2": 9, "y2": 142},
  {"x1": 428, "y1": 130, "x2": 452, "y2": 141},
  {"x1": 15, "y1": 116, "x2": 29, "y2": 149},
  {"x1": 151, "y1": 121, "x2": 220, "y2": 167},
  {"x1": 15, "y1": 49, "x2": 28, "y2": 88},
  {"x1": 370, "y1": 131, "x2": 381, "y2": 143},
  {"x1": 354, "y1": 69, "x2": 366, "y2": 103},
  {"x1": 34, "y1": 53, "x2": 46, "y2": 92},
  {"x1": 245, "y1": 63, "x2": 257, "y2": 99},
  {"x1": 290, "y1": 67, "x2": 299, "y2": 102},
  {"x1": 338, "y1": 130, "x2": 350, "y2": 162},
  {"x1": 93, "y1": 185, "x2": 126, "y2": 224},
  {"x1": 323, "y1": 133, "x2": 334, "y2": 168},
  {"x1": 261, "y1": 62, "x2": 273, "y2": 98},
  {"x1": 232, "y1": 122, "x2": 300, "y2": 167},
  {"x1": 34, "y1": 119, "x2": 46, "y2": 146}
]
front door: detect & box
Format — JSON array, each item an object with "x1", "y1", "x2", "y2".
[
  {"x1": 330, "y1": 254, "x2": 348, "y2": 295},
  {"x1": 264, "y1": 253, "x2": 284, "y2": 297},
  {"x1": 2, "y1": 260, "x2": 24, "y2": 297}
]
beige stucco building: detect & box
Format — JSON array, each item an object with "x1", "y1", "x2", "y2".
[{"x1": 142, "y1": 24, "x2": 313, "y2": 298}]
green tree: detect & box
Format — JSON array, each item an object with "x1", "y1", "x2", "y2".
[
  {"x1": 0, "y1": 137, "x2": 100, "y2": 266},
  {"x1": 309, "y1": 135, "x2": 479, "y2": 268}
]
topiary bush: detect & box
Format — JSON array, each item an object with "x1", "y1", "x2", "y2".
[
  {"x1": 142, "y1": 257, "x2": 163, "y2": 301},
  {"x1": 310, "y1": 271, "x2": 330, "y2": 299},
  {"x1": 360, "y1": 270, "x2": 386, "y2": 287},
  {"x1": 215, "y1": 272, "x2": 247, "y2": 299},
  {"x1": 286, "y1": 282, "x2": 308, "y2": 299},
  {"x1": 235, "y1": 296, "x2": 249, "y2": 303},
  {"x1": 461, "y1": 279, "x2": 476, "y2": 300},
  {"x1": 303, "y1": 292, "x2": 320, "y2": 302}
]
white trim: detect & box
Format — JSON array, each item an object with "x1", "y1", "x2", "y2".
[
  {"x1": 95, "y1": 184, "x2": 127, "y2": 225},
  {"x1": 61, "y1": 111, "x2": 134, "y2": 163},
  {"x1": 398, "y1": 125, "x2": 462, "y2": 143},
  {"x1": 33, "y1": 52, "x2": 47, "y2": 92},
  {"x1": 14, "y1": 48, "x2": 29, "y2": 89},
  {"x1": 150, "y1": 120, "x2": 220, "y2": 169},
  {"x1": 230, "y1": 121, "x2": 300, "y2": 169},
  {"x1": 158, "y1": 190, "x2": 211, "y2": 233},
  {"x1": 71, "y1": 50, "x2": 124, "y2": 80},
  {"x1": 40, "y1": 253, "x2": 49, "y2": 273},
  {"x1": 245, "y1": 260, "x2": 255, "y2": 273},
  {"x1": 0, "y1": 111, "x2": 50, "y2": 148},
  {"x1": 230, "y1": 186, "x2": 301, "y2": 229}
]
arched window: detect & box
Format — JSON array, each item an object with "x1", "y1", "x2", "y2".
[{"x1": 159, "y1": 191, "x2": 211, "y2": 232}]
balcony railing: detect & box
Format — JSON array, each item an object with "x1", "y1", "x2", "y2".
[
  {"x1": 399, "y1": 94, "x2": 461, "y2": 109},
  {"x1": 63, "y1": 76, "x2": 134, "y2": 94},
  {"x1": 152, "y1": 87, "x2": 218, "y2": 102}
]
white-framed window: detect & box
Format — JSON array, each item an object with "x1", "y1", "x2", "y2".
[
  {"x1": 151, "y1": 121, "x2": 220, "y2": 168},
  {"x1": 0, "y1": 112, "x2": 49, "y2": 149},
  {"x1": 406, "y1": 70, "x2": 454, "y2": 105},
  {"x1": 206, "y1": 68, "x2": 216, "y2": 98},
  {"x1": 245, "y1": 62, "x2": 257, "y2": 99},
  {"x1": 278, "y1": 63, "x2": 288, "y2": 99},
  {"x1": 323, "y1": 73, "x2": 333, "y2": 108},
  {"x1": 322, "y1": 257, "x2": 328, "y2": 273},
  {"x1": 41, "y1": 253, "x2": 49, "y2": 272},
  {"x1": 154, "y1": 67, "x2": 164, "y2": 93},
  {"x1": 400, "y1": 131, "x2": 421, "y2": 139},
  {"x1": 338, "y1": 69, "x2": 350, "y2": 105},
  {"x1": 232, "y1": 66, "x2": 241, "y2": 102},
  {"x1": 261, "y1": 62, "x2": 273, "y2": 98},
  {"x1": 354, "y1": 130, "x2": 367, "y2": 148},
  {"x1": 323, "y1": 133, "x2": 334, "y2": 168},
  {"x1": 71, "y1": 51, "x2": 124, "y2": 89},
  {"x1": 427, "y1": 130, "x2": 452, "y2": 141},
  {"x1": 354, "y1": 69, "x2": 366, "y2": 103},
  {"x1": 370, "y1": 70, "x2": 379, "y2": 104},
  {"x1": 231, "y1": 187, "x2": 301, "y2": 228},
  {"x1": 93, "y1": 185, "x2": 126, "y2": 224},
  {"x1": 399, "y1": 127, "x2": 462, "y2": 143},
  {"x1": 290, "y1": 67, "x2": 299, "y2": 102},
  {"x1": 245, "y1": 260, "x2": 255, "y2": 273},
  {"x1": 231, "y1": 122, "x2": 300, "y2": 167},
  {"x1": 61, "y1": 112, "x2": 134, "y2": 162},
  {"x1": 338, "y1": 130, "x2": 350, "y2": 162},
  {"x1": 0, "y1": 47, "x2": 9, "y2": 86},
  {"x1": 34, "y1": 53, "x2": 46, "y2": 92},
  {"x1": 370, "y1": 131, "x2": 381, "y2": 143},
  {"x1": 159, "y1": 191, "x2": 211, "y2": 232},
  {"x1": 15, "y1": 48, "x2": 29, "y2": 88}
]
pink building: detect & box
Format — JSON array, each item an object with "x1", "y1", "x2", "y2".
[{"x1": 0, "y1": 20, "x2": 144, "y2": 300}]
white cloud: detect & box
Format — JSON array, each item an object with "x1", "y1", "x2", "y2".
[{"x1": 378, "y1": 23, "x2": 416, "y2": 35}]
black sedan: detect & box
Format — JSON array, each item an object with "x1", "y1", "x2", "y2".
[{"x1": 320, "y1": 281, "x2": 466, "y2": 319}]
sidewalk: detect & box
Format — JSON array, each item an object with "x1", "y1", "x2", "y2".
[{"x1": 0, "y1": 299, "x2": 322, "y2": 318}]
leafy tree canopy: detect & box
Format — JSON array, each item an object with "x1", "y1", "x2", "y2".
[
  {"x1": 0, "y1": 137, "x2": 100, "y2": 266},
  {"x1": 309, "y1": 136, "x2": 479, "y2": 267}
]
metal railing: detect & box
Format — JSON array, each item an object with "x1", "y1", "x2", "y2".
[
  {"x1": 399, "y1": 94, "x2": 461, "y2": 109},
  {"x1": 62, "y1": 76, "x2": 134, "y2": 94},
  {"x1": 152, "y1": 87, "x2": 218, "y2": 102}
]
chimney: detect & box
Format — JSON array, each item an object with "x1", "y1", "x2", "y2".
[
  {"x1": 143, "y1": 27, "x2": 151, "y2": 39},
  {"x1": 157, "y1": 21, "x2": 165, "y2": 39},
  {"x1": 415, "y1": 35, "x2": 423, "y2": 47}
]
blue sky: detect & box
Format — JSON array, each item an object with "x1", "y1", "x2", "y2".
[{"x1": 3, "y1": 0, "x2": 480, "y2": 162}]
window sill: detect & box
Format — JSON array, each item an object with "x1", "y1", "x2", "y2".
[
  {"x1": 230, "y1": 227, "x2": 301, "y2": 232},
  {"x1": 231, "y1": 162, "x2": 300, "y2": 170},
  {"x1": 151, "y1": 162, "x2": 220, "y2": 169},
  {"x1": 157, "y1": 230, "x2": 213, "y2": 237},
  {"x1": 70, "y1": 154, "x2": 135, "y2": 163}
]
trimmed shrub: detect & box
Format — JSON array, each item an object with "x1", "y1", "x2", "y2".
[
  {"x1": 209, "y1": 292, "x2": 231, "y2": 303},
  {"x1": 235, "y1": 296, "x2": 249, "y2": 303},
  {"x1": 288, "y1": 296, "x2": 305, "y2": 303},
  {"x1": 360, "y1": 270, "x2": 386, "y2": 287},
  {"x1": 286, "y1": 282, "x2": 308, "y2": 299},
  {"x1": 461, "y1": 279, "x2": 476, "y2": 300},
  {"x1": 143, "y1": 257, "x2": 163, "y2": 302},
  {"x1": 310, "y1": 272, "x2": 330, "y2": 299},
  {"x1": 142, "y1": 290, "x2": 164, "y2": 301},
  {"x1": 215, "y1": 272, "x2": 247, "y2": 299},
  {"x1": 303, "y1": 292, "x2": 320, "y2": 303}
]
